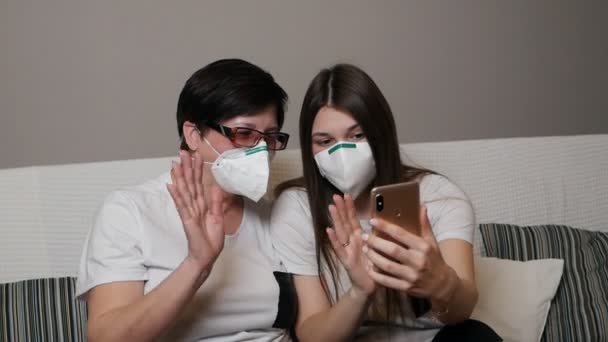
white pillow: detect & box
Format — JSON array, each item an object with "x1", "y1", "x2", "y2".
[{"x1": 471, "y1": 257, "x2": 564, "y2": 342}]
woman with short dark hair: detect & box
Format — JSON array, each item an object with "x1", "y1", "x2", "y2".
[{"x1": 77, "y1": 59, "x2": 295, "y2": 342}]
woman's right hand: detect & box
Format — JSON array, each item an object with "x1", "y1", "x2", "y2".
[
  {"x1": 327, "y1": 194, "x2": 376, "y2": 297},
  {"x1": 167, "y1": 150, "x2": 225, "y2": 275}
]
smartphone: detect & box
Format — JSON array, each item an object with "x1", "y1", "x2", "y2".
[
  {"x1": 370, "y1": 181, "x2": 430, "y2": 317},
  {"x1": 370, "y1": 181, "x2": 421, "y2": 237}
]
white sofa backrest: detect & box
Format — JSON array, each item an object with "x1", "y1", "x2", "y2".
[
  {"x1": 399, "y1": 135, "x2": 608, "y2": 229},
  {"x1": 1, "y1": 135, "x2": 606, "y2": 283}
]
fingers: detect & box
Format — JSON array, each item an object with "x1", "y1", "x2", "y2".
[
  {"x1": 370, "y1": 218, "x2": 428, "y2": 252},
  {"x1": 326, "y1": 227, "x2": 348, "y2": 260},
  {"x1": 172, "y1": 160, "x2": 195, "y2": 212},
  {"x1": 329, "y1": 204, "x2": 350, "y2": 247},
  {"x1": 203, "y1": 186, "x2": 224, "y2": 235},
  {"x1": 167, "y1": 183, "x2": 193, "y2": 223},
  {"x1": 344, "y1": 194, "x2": 361, "y2": 234},
  {"x1": 204, "y1": 187, "x2": 224, "y2": 234},
  {"x1": 364, "y1": 243, "x2": 419, "y2": 283},
  {"x1": 366, "y1": 220, "x2": 435, "y2": 276},
  {"x1": 192, "y1": 152, "x2": 206, "y2": 213},
  {"x1": 332, "y1": 194, "x2": 354, "y2": 235},
  {"x1": 173, "y1": 152, "x2": 211, "y2": 222},
  {"x1": 167, "y1": 168, "x2": 191, "y2": 221},
  {"x1": 180, "y1": 151, "x2": 196, "y2": 201},
  {"x1": 367, "y1": 266, "x2": 413, "y2": 292},
  {"x1": 208, "y1": 185, "x2": 223, "y2": 218},
  {"x1": 364, "y1": 232, "x2": 425, "y2": 271}
]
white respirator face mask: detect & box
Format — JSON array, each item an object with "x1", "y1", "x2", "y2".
[
  {"x1": 204, "y1": 138, "x2": 270, "y2": 202},
  {"x1": 313, "y1": 141, "x2": 376, "y2": 199}
]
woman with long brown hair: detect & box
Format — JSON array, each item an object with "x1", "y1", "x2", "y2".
[{"x1": 271, "y1": 64, "x2": 500, "y2": 341}]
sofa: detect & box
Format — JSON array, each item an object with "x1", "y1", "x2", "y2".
[{"x1": 1, "y1": 134, "x2": 607, "y2": 342}]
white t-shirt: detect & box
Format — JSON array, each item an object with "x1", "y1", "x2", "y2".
[
  {"x1": 270, "y1": 174, "x2": 475, "y2": 342},
  {"x1": 77, "y1": 172, "x2": 290, "y2": 342}
]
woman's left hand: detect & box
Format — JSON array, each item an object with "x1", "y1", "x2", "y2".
[{"x1": 363, "y1": 206, "x2": 457, "y2": 300}]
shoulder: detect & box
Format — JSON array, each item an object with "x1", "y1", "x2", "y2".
[
  {"x1": 419, "y1": 174, "x2": 470, "y2": 202},
  {"x1": 419, "y1": 174, "x2": 475, "y2": 242},
  {"x1": 108, "y1": 172, "x2": 171, "y2": 209},
  {"x1": 268, "y1": 188, "x2": 318, "y2": 274},
  {"x1": 273, "y1": 187, "x2": 310, "y2": 212},
  {"x1": 120, "y1": 172, "x2": 171, "y2": 203},
  {"x1": 270, "y1": 188, "x2": 313, "y2": 237},
  {"x1": 94, "y1": 172, "x2": 171, "y2": 229},
  {"x1": 96, "y1": 189, "x2": 139, "y2": 222}
]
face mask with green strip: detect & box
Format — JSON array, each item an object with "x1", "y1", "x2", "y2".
[
  {"x1": 204, "y1": 139, "x2": 270, "y2": 202},
  {"x1": 314, "y1": 141, "x2": 376, "y2": 199}
]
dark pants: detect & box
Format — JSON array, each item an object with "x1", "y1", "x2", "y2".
[{"x1": 432, "y1": 319, "x2": 502, "y2": 342}]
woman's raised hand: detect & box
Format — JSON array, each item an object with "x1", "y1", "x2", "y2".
[
  {"x1": 167, "y1": 151, "x2": 226, "y2": 274},
  {"x1": 327, "y1": 194, "x2": 376, "y2": 297}
]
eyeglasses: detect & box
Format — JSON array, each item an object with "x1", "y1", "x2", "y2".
[{"x1": 205, "y1": 122, "x2": 290, "y2": 151}]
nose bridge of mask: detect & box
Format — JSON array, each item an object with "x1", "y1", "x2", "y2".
[
  {"x1": 212, "y1": 141, "x2": 268, "y2": 172},
  {"x1": 244, "y1": 142, "x2": 269, "y2": 156},
  {"x1": 203, "y1": 139, "x2": 268, "y2": 165},
  {"x1": 329, "y1": 142, "x2": 356, "y2": 171},
  {"x1": 327, "y1": 142, "x2": 357, "y2": 155}
]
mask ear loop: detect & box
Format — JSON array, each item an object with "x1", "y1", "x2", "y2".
[
  {"x1": 188, "y1": 124, "x2": 219, "y2": 165},
  {"x1": 203, "y1": 136, "x2": 221, "y2": 156},
  {"x1": 199, "y1": 136, "x2": 222, "y2": 167}
]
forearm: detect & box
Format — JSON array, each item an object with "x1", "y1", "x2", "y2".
[
  {"x1": 297, "y1": 287, "x2": 372, "y2": 342},
  {"x1": 431, "y1": 268, "x2": 478, "y2": 324},
  {"x1": 88, "y1": 257, "x2": 210, "y2": 342}
]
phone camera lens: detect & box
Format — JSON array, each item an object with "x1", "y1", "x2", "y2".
[{"x1": 375, "y1": 194, "x2": 384, "y2": 212}]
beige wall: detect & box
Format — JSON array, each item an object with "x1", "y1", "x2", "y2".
[{"x1": 1, "y1": 0, "x2": 607, "y2": 169}]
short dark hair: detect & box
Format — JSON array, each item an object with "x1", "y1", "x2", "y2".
[{"x1": 176, "y1": 59, "x2": 288, "y2": 150}]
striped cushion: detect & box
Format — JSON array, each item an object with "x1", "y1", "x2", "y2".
[
  {"x1": 479, "y1": 224, "x2": 608, "y2": 342},
  {"x1": 0, "y1": 277, "x2": 87, "y2": 342}
]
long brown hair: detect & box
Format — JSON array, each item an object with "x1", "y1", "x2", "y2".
[{"x1": 277, "y1": 64, "x2": 431, "y2": 322}]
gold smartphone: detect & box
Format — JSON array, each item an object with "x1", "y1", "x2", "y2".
[{"x1": 370, "y1": 181, "x2": 421, "y2": 237}]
